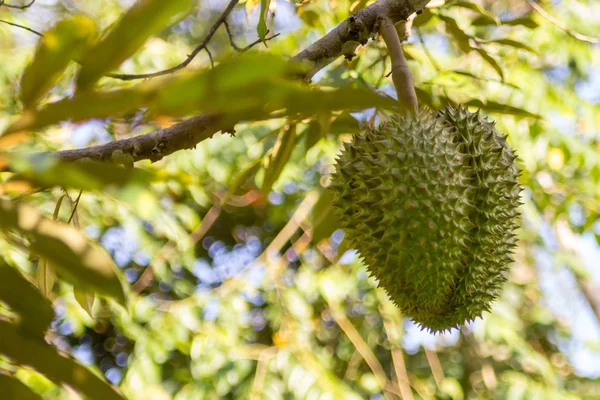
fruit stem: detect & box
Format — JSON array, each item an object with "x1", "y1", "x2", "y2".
[{"x1": 379, "y1": 17, "x2": 418, "y2": 114}]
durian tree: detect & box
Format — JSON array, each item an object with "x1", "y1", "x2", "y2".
[{"x1": 0, "y1": 0, "x2": 599, "y2": 399}]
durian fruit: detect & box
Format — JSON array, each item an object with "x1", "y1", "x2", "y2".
[{"x1": 329, "y1": 106, "x2": 521, "y2": 333}]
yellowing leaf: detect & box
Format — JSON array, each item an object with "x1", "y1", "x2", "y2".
[
  {"x1": 20, "y1": 16, "x2": 97, "y2": 107},
  {"x1": 76, "y1": 0, "x2": 193, "y2": 89}
]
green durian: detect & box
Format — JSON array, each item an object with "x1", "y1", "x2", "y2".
[{"x1": 329, "y1": 106, "x2": 522, "y2": 333}]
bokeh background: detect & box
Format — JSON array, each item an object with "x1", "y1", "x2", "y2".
[{"x1": 1, "y1": 0, "x2": 599, "y2": 398}]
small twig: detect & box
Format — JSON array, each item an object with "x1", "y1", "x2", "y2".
[
  {"x1": 248, "y1": 347, "x2": 278, "y2": 400},
  {"x1": 0, "y1": 19, "x2": 42, "y2": 36},
  {"x1": 381, "y1": 311, "x2": 414, "y2": 400},
  {"x1": 526, "y1": 0, "x2": 600, "y2": 44},
  {"x1": 131, "y1": 205, "x2": 221, "y2": 293},
  {"x1": 259, "y1": 191, "x2": 318, "y2": 262},
  {"x1": 67, "y1": 189, "x2": 83, "y2": 224},
  {"x1": 330, "y1": 310, "x2": 395, "y2": 400},
  {"x1": 223, "y1": 20, "x2": 280, "y2": 52},
  {"x1": 379, "y1": 17, "x2": 418, "y2": 114},
  {"x1": 108, "y1": 0, "x2": 240, "y2": 81},
  {"x1": 205, "y1": 47, "x2": 214, "y2": 68},
  {"x1": 0, "y1": 0, "x2": 36, "y2": 9}
]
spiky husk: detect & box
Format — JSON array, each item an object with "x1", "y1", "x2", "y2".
[{"x1": 329, "y1": 106, "x2": 522, "y2": 333}]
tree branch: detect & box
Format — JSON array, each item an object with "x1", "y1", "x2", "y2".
[
  {"x1": 54, "y1": 113, "x2": 224, "y2": 163},
  {"x1": 0, "y1": 0, "x2": 36, "y2": 10},
  {"x1": 24, "y1": 0, "x2": 430, "y2": 165},
  {"x1": 379, "y1": 17, "x2": 417, "y2": 113},
  {"x1": 526, "y1": 0, "x2": 600, "y2": 44},
  {"x1": 0, "y1": 19, "x2": 42, "y2": 36},
  {"x1": 223, "y1": 20, "x2": 280, "y2": 52},
  {"x1": 107, "y1": 0, "x2": 240, "y2": 81}
]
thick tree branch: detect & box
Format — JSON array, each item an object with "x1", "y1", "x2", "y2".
[
  {"x1": 55, "y1": 114, "x2": 224, "y2": 163},
  {"x1": 293, "y1": 0, "x2": 428, "y2": 79},
  {"x1": 33, "y1": 0, "x2": 430, "y2": 164}
]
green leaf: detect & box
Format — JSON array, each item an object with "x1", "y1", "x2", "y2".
[
  {"x1": 262, "y1": 123, "x2": 297, "y2": 194},
  {"x1": 0, "y1": 320, "x2": 124, "y2": 400},
  {"x1": 20, "y1": 16, "x2": 96, "y2": 107},
  {"x1": 4, "y1": 54, "x2": 397, "y2": 135},
  {"x1": 471, "y1": 15, "x2": 539, "y2": 29},
  {"x1": 74, "y1": 287, "x2": 95, "y2": 319},
  {"x1": 36, "y1": 195, "x2": 63, "y2": 298},
  {"x1": 447, "y1": 0, "x2": 500, "y2": 25},
  {"x1": 303, "y1": 121, "x2": 323, "y2": 152},
  {"x1": 7, "y1": 155, "x2": 153, "y2": 191},
  {"x1": 257, "y1": 0, "x2": 271, "y2": 43},
  {"x1": 482, "y1": 38, "x2": 539, "y2": 55},
  {"x1": 438, "y1": 14, "x2": 473, "y2": 53},
  {"x1": 329, "y1": 112, "x2": 359, "y2": 135},
  {"x1": 413, "y1": 8, "x2": 433, "y2": 27},
  {"x1": 415, "y1": 87, "x2": 434, "y2": 107},
  {"x1": 220, "y1": 158, "x2": 262, "y2": 206},
  {"x1": 2, "y1": 87, "x2": 151, "y2": 135},
  {"x1": 310, "y1": 190, "x2": 341, "y2": 244},
  {"x1": 0, "y1": 374, "x2": 42, "y2": 400},
  {"x1": 303, "y1": 112, "x2": 331, "y2": 151},
  {"x1": 465, "y1": 99, "x2": 541, "y2": 118},
  {"x1": 0, "y1": 200, "x2": 127, "y2": 305},
  {"x1": 76, "y1": 0, "x2": 193, "y2": 89},
  {"x1": 36, "y1": 259, "x2": 56, "y2": 298},
  {"x1": 450, "y1": 70, "x2": 520, "y2": 88},
  {"x1": 298, "y1": 9, "x2": 321, "y2": 28},
  {"x1": 474, "y1": 47, "x2": 504, "y2": 80},
  {"x1": 0, "y1": 262, "x2": 54, "y2": 338},
  {"x1": 503, "y1": 16, "x2": 539, "y2": 28},
  {"x1": 153, "y1": 52, "x2": 292, "y2": 115}
]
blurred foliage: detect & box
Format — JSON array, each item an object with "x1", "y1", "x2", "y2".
[{"x1": 0, "y1": 0, "x2": 599, "y2": 399}]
